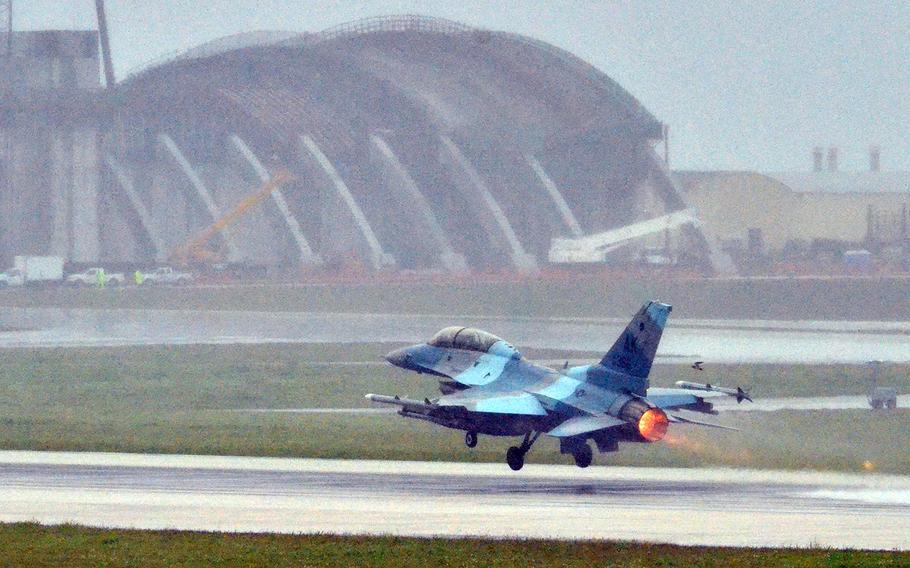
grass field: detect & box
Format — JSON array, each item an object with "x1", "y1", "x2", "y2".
[
  {"x1": 1, "y1": 523, "x2": 908, "y2": 568},
  {"x1": 2, "y1": 275, "x2": 910, "y2": 320},
  {"x1": 0, "y1": 343, "x2": 908, "y2": 472}
]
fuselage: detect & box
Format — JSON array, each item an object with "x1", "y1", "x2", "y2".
[
  {"x1": 372, "y1": 303, "x2": 693, "y2": 471},
  {"x1": 385, "y1": 341, "x2": 653, "y2": 438}
]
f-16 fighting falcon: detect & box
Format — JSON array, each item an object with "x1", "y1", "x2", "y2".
[{"x1": 368, "y1": 301, "x2": 751, "y2": 471}]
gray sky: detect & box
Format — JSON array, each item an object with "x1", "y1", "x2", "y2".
[{"x1": 13, "y1": 1, "x2": 910, "y2": 172}]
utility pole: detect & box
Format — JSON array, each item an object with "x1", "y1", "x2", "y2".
[
  {"x1": 0, "y1": 0, "x2": 12, "y2": 57},
  {"x1": 94, "y1": 0, "x2": 115, "y2": 88}
]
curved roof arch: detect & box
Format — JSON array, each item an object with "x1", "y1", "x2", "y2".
[
  {"x1": 106, "y1": 15, "x2": 708, "y2": 273},
  {"x1": 121, "y1": 14, "x2": 660, "y2": 138}
]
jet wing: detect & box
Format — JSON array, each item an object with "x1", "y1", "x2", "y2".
[
  {"x1": 437, "y1": 389, "x2": 548, "y2": 416},
  {"x1": 545, "y1": 414, "x2": 626, "y2": 438},
  {"x1": 368, "y1": 389, "x2": 547, "y2": 416}
]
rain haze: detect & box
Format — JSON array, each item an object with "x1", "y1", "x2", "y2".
[
  {"x1": 12, "y1": 0, "x2": 910, "y2": 171},
  {"x1": 0, "y1": 0, "x2": 909, "y2": 560}
]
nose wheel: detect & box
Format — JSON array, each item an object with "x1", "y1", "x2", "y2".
[
  {"x1": 465, "y1": 431, "x2": 478, "y2": 448},
  {"x1": 505, "y1": 431, "x2": 541, "y2": 471}
]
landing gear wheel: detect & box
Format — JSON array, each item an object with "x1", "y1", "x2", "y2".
[
  {"x1": 465, "y1": 431, "x2": 478, "y2": 448},
  {"x1": 506, "y1": 446, "x2": 525, "y2": 471},
  {"x1": 573, "y1": 442, "x2": 593, "y2": 468}
]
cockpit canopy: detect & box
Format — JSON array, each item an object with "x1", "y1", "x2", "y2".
[{"x1": 428, "y1": 326, "x2": 505, "y2": 353}]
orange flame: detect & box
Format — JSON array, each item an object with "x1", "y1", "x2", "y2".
[{"x1": 638, "y1": 408, "x2": 669, "y2": 442}]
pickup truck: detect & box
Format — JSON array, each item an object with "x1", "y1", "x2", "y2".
[
  {"x1": 140, "y1": 266, "x2": 194, "y2": 286},
  {"x1": 66, "y1": 267, "x2": 126, "y2": 287}
]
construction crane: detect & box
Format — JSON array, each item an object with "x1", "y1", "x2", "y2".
[
  {"x1": 170, "y1": 169, "x2": 295, "y2": 267},
  {"x1": 548, "y1": 209, "x2": 696, "y2": 264}
]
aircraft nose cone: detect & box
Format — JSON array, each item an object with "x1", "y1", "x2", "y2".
[{"x1": 385, "y1": 348, "x2": 410, "y2": 367}]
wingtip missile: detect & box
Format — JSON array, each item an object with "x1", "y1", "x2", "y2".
[
  {"x1": 675, "y1": 381, "x2": 753, "y2": 403},
  {"x1": 365, "y1": 393, "x2": 437, "y2": 411}
]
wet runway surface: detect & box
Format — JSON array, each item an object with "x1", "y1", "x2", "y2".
[
  {"x1": 0, "y1": 451, "x2": 908, "y2": 549},
  {"x1": 2, "y1": 307, "x2": 910, "y2": 363}
]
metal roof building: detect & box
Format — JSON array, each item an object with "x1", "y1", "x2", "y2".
[{"x1": 3, "y1": 16, "x2": 720, "y2": 273}]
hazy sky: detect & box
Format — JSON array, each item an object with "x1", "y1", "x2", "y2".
[{"x1": 13, "y1": 1, "x2": 910, "y2": 172}]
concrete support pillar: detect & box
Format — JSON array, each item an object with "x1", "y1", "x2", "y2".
[
  {"x1": 0, "y1": 128, "x2": 11, "y2": 264},
  {"x1": 369, "y1": 134, "x2": 466, "y2": 273},
  {"x1": 158, "y1": 133, "x2": 241, "y2": 261},
  {"x1": 1, "y1": 124, "x2": 52, "y2": 260},
  {"x1": 299, "y1": 135, "x2": 394, "y2": 270},
  {"x1": 104, "y1": 154, "x2": 168, "y2": 262},
  {"x1": 438, "y1": 136, "x2": 537, "y2": 273},
  {"x1": 49, "y1": 131, "x2": 72, "y2": 258},
  {"x1": 525, "y1": 154, "x2": 584, "y2": 238},
  {"x1": 71, "y1": 128, "x2": 100, "y2": 262},
  {"x1": 229, "y1": 134, "x2": 322, "y2": 266}
]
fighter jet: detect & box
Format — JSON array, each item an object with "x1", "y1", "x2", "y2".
[{"x1": 367, "y1": 301, "x2": 750, "y2": 471}]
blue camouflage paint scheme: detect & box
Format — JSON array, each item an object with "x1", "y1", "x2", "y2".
[{"x1": 372, "y1": 300, "x2": 743, "y2": 468}]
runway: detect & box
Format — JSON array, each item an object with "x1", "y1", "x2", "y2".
[
  {"x1": 2, "y1": 307, "x2": 910, "y2": 363},
  {"x1": 1, "y1": 451, "x2": 908, "y2": 549}
]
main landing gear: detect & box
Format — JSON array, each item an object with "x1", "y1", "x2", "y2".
[
  {"x1": 560, "y1": 437, "x2": 594, "y2": 468},
  {"x1": 505, "y1": 431, "x2": 541, "y2": 471},
  {"x1": 465, "y1": 431, "x2": 478, "y2": 448},
  {"x1": 573, "y1": 442, "x2": 593, "y2": 468}
]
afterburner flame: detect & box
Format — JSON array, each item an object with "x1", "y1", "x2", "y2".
[{"x1": 638, "y1": 408, "x2": 669, "y2": 442}]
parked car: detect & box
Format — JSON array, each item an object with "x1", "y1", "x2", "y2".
[{"x1": 66, "y1": 267, "x2": 125, "y2": 287}]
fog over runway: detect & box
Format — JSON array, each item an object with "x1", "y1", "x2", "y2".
[
  {"x1": 0, "y1": 451, "x2": 908, "y2": 549},
  {"x1": 2, "y1": 307, "x2": 910, "y2": 363}
]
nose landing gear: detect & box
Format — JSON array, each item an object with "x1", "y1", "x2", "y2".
[{"x1": 505, "y1": 431, "x2": 541, "y2": 471}]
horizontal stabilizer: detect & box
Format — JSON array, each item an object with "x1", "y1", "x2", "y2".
[
  {"x1": 546, "y1": 414, "x2": 626, "y2": 438},
  {"x1": 668, "y1": 413, "x2": 740, "y2": 431}
]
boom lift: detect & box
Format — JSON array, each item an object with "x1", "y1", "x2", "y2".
[
  {"x1": 170, "y1": 169, "x2": 295, "y2": 266},
  {"x1": 548, "y1": 209, "x2": 696, "y2": 264}
]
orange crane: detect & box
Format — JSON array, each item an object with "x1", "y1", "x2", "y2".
[{"x1": 170, "y1": 169, "x2": 295, "y2": 266}]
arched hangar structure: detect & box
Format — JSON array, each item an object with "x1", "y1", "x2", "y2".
[{"x1": 105, "y1": 15, "x2": 723, "y2": 273}]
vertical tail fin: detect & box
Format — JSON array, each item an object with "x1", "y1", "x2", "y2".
[{"x1": 600, "y1": 301, "x2": 672, "y2": 379}]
